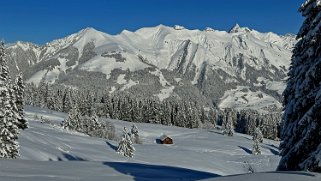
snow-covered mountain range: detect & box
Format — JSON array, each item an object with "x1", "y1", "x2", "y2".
[{"x1": 6, "y1": 24, "x2": 296, "y2": 111}]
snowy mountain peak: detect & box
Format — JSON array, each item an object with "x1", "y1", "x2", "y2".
[
  {"x1": 75, "y1": 27, "x2": 110, "y2": 43},
  {"x1": 134, "y1": 24, "x2": 173, "y2": 39},
  {"x1": 8, "y1": 41, "x2": 38, "y2": 51},
  {"x1": 204, "y1": 27, "x2": 215, "y2": 32},
  {"x1": 174, "y1": 25, "x2": 185, "y2": 30},
  {"x1": 229, "y1": 24, "x2": 251, "y2": 33},
  {"x1": 77, "y1": 27, "x2": 108, "y2": 38}
]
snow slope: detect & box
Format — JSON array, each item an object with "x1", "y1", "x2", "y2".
[{"x1": 0, "y1": 106, "x2": 318, "y2": 180}]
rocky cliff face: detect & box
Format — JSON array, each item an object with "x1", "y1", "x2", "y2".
[{"x1": 6, "y1": 25, "x2": 296, "y2": 112}]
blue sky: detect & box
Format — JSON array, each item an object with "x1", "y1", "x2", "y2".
[{"x1": 0, "y1": 0, "x2": 304, "y2": 44}]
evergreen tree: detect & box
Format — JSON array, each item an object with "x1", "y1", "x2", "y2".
[
  {"x1": 85, "y1": 91, "x2": 95, "y2": 117},
  {"x1": 0, "y1": 42, "x2": 20, "y2": 158},
  {"x1": 278, "y1": 0, "x2": 321, "y2": 172},
  {"x1": 223, "y1": 111, "x2": 234, "y2": 136},
  {"x1": 252, "y1": 139, "x2": 261, "y2": 155},
  {"x1": 62, "y1": 89, "x2": 73, "y2": 113},
  {"x1": 86, "y1": 112, "x2": 101, "y2": 136},
  {"x1": 131, "y1": 124, "x2": 141, "y2": 144},
  {"x1": 117, "y1": 127, "x2": 135, "y2": 157},
  {"x1": 14, "y1": 73, "x2": 28, "y2": 129},
  {"x1": 208, "y1": 108, "x2": 216, "y2": 127},
  {"x1": 133, "y1": 100, "x2": 144, "y2": 122},
  {"x1": 253, "y1": 127, "x2": 263, "y2": 143},
  {"x1": 62, "y1": 106, "x2": 80, "y2": 130},
  {"x1": 0, "y1": 93, "x2": 20, "y2": 158},
  {"x1": 252, "y1": 127, "x2": 263, "y2": 155}
]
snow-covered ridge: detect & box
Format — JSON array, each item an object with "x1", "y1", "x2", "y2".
[{"x1": 6, "y1": 24, "x2": 296, "y2": 111}]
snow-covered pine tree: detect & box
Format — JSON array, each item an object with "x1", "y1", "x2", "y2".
[
  {"x1": 54, "y1": 88, "x2": 63, "y2": 111},
  {"x1": 0, "y1": 42, "x2": 20, "y2": 158},
  {"x1": 252, "y1": 138, "x2": 261, "y2": 155},
  {"x1": 87, "y1": 112, "x2": 101, "y2": 136},
  {"x1": 253, "y1": 127, "x2": 263, "y2": 143},
  {"x1": 62, "y1": 89, "x2": 73, "y2": 113},
  {"x1": 62, "y1": 106, "x2": 80, "y2": 130},
  {"x1": 132, "y1": 100, "x2": 144, "y2": 122},
  {"x1": 199, "y1": 106, "x2": 206, "y2": 123},
  {"x1": 252, "y1": 127, "x2": 263, "y2": 155},
  {"x1": 85, "y1": 90, "x2": 95, "y2": 117},
  {"x1": 37, "y1": 80, "x2": 49, "y2": 108},
  {"x1": 226, "y1": 116, "x2": 234, "y2": 136},
  {"x1": 161, "y1": 101, "x2": 172, "y2": 126},
  {"x1": 208, "y1": 108, "x2": 216, "y2": 127},
  {"x1": 45, "y1": 86, "x2": 56, "y2": 111},
  {"x1": 223, "y1": 111, "x2": 234, "y2": 136},
  {"x1": 131, "y1": 124, "x2": 141, "y2": 144},
  {"x1": 117, "y1": 127, "x2": 135, "y2": 157},
  {"x1": 14, "y1": 73, "x2": 28, "y2": 129},
  {"x1": 0, "y1": 92, "x2": 20, "y2": 158},
  {"x1": 278, "y1": 0, "x2": 321, "y2": 172},
  {"x1": 153, "y1": 101, "x2": 162, "y2": 124},
  {"x1": 9, "y1": 84, "x2": 20, "y2": 126}
]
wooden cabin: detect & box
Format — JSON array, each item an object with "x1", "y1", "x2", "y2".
[{"x1": 159, "y1": 135, "x2": 173, "y2": 144}]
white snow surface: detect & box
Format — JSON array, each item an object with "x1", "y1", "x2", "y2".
[
  {"x1": 156, "y1": 86, "x2": 175, "y2": 101},
  {"x1": 25, "y1": 70, "x2": 47, "y2": 85},
  {"x1": 116, "y1": 74, "x2": 127, "y2": 84},
  {"x1": 120, "y1": 79, "x2": 139, "y2": 91},
  {"x1": 219, "y1": 86, "x2": 282, "y2": 112},
  {"x1": 0, "y1": 106, "x2": 318, "y2": 180},
  {"x1": 79, "y1": 52, "x2": 149, "y2": 80}
]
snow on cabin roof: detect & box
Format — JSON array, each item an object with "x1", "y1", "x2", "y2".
[{"x1": 159, "y1": 134, "x2": 172, "y2": 141}]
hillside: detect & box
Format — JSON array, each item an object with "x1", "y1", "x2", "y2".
[
  {"x1": 0, "y1": 106, "x2": 319, "y2": 181},
  {"x1": 6, "y1": 25, "x2": 296, "y2": 112}
]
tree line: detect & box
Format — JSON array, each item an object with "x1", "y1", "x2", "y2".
[{"x1": 25, "y1": 82, "x2": 282, "y2": 140}]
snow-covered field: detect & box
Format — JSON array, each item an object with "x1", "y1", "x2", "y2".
[{"x1": 0, "y1": 106, "x2": 319, "y2": 181}]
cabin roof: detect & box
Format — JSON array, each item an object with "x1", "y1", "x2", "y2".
[{"x1": 159, "y1": 134, "x2": 172, "y2": 141}]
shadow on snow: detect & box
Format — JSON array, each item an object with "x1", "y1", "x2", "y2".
[
  {"x1": 103, "y1": 162, "x2": 220, "y2": 181},
  {"x1": 262, "y1": 145, "x2": 279, "y2": 155},
  {"x1": 238, "y1": 146, "x2": 252, "y2": 154},
  {"x1": 49, "y1": 152, "x2": 87, "y2": 161},
  {"x1": 49, "y1": 152, "x2": 220, "y2": 180},
  {"x1": 106, "y1": 141, "x2": 118, "y2": 151}
]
